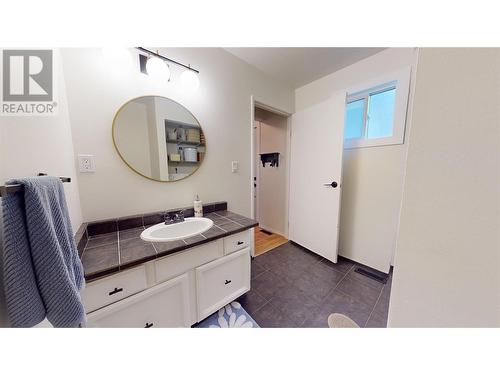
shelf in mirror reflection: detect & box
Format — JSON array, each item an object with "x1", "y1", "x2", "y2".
[
  {"x1": 168, "y1": 160, "x2": 200, "y2": 165},
  {"x1": 166, "y1": 140, "x2": 205, "y2": 146},
  {"x1": 165, "y1": 119, "x2": 201, "y2": 130}
]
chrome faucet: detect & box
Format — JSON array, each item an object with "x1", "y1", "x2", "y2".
[
  {"x1": 174, "y1": 210, "x2": 185, "y2": 223},
  {"x1": 164, "y1": 210, "x2": 185, "y2": 225}
]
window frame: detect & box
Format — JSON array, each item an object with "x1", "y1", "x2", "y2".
[{"x1": 343, "y1": 66, "x2": 412, "y2": 149}]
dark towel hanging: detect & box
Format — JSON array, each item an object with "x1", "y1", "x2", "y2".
[{"x1": 260, "y1": 152, "x2": 280, "y2": 168}]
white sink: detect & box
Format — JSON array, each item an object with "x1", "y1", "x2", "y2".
[{"x1": 140, "y1": 217, "x2": 213, "y2": 242}]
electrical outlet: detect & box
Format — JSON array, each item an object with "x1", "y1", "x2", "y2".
[
  {"x1": 231, "y1": 161, "x2": 238, "y2": 173},
  {"x1": 78, "y1": 154, "x2": 95, "y2": 173}
]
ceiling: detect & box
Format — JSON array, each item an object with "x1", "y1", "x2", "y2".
[{"x1": 225, "y1": 47, "x2": 385, "y2": 89}]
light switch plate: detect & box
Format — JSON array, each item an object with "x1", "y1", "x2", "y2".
[
  {"x1": 78, "y1": 154, "x2": 95, "y2": 173},
  {"x1": 231, "y1": 161, "x2": 238, "y2": 173}
]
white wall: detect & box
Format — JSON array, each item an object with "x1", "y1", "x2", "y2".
[
  {"x1": 0, "y1": 49, "x2": 83, "y2": 327},
  {"x1": 255, "y1": 108, "x2": 288, "y2": 235},
  {"x1": 388, "y1": 48, "x2": 500, "y2": 327},
  {"x1": 0, "y1": 49, "x2": 83, "y2": 231},
  {"x1": 295, "y1": 48, "x2": 418, "y2": 272},
  {"x1": 61, "y1": 48, "x2": 293, "y2": 222}
]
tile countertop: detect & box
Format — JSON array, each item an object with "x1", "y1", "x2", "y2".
[{"x1": 80, "y1": 211, "x2": 258, "y2": 282}]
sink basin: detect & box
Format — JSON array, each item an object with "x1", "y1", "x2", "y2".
[{"x1": 140, "y1": 217, "x2": 213, "y2": 242}]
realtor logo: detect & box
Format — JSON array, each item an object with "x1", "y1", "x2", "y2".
[{"x1": 1, "y1": 49, "x2": 57, "y2": 115}]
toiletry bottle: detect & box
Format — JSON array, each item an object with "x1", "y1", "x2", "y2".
[{"x1": 194, "y1": 195, "x2": 203, "y2": 217}]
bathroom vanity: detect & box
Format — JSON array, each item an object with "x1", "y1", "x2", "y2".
[{"x1": 77, "y1": 205, "x2": 257, "y2": 328}]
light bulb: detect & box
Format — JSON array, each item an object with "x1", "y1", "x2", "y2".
[
  {"x1": 146, "y1": 57, "x2": 170, "y2": 81},
  {"x1": 101, "y1": 48, "x2": 132, "y2": 69},
  {"x1": 180, "y1": 69, "x2": 200, "y2": 92}
]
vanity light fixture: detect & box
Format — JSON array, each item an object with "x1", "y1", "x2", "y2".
[
  {"x1": 146, "y1": 55, "x2": 171, "y2": 81},
  {"x1": 136, "y1": 47, "x2": 200, "y2": 90},
  {"x1": 180, "y1": 67, "x2": 200, "y2": 92}
]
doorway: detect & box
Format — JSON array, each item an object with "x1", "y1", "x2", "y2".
[{"x1": 252, "y1": 105, "x2": 290, "y2": 256}]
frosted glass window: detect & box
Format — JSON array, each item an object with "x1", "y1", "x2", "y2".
[
  {"x1": 366, "y1": 88, "x2": 396, "y2": 139},
  {"x1": 344, "y1": 99, "x2": 365, "y2": 140}
]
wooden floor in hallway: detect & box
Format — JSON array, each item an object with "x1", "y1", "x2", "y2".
[{"x1": 254, "y1": 227, "x2": 288, "y2": 256}]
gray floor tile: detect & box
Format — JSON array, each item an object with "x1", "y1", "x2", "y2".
[
  {"x1": 251, "y1": 261, "x2": 267, "y2": 280},
  {"x1": 252, "y1": 247, "x2": 287, "y2": 271},
  {"x1": 250, "y1": 240, "x2": 392, "y2": 328},
  {"x1": 251, "y1": 270, "x2": 290, "y2": 301},
  {"x1": 268, "y1": 284, "x2": 319, "y2": 326},
  {"x1": 372, "y1": 287, "x2": 391, "y2": 317},
  {"x1": 293, "y1": 265, "x2": 344, "y2": 304},
  {"x1": 280, "y1": 243, "x2": 322, "y2": 267},
  {"x1": 336, "y1": 275, "x2": 382, "y2": 308},
  {"x1": 309, "y1": 260, "x2": 346, "y2": 284},
  {"x1": 251, "y1": 301, "x2": 298, "y2": 328},
  {"x1": 365, "y1": 312, "x2": 388, "y2": 328},
  {"x1": 300, "y1": 305, "x2": 331, "y2": 328},
  {"x1": 320, "y1": 257, "x2": 355, "y2": 274},
  {"x1": 269, "y1": 259, "x2": 309, "y2": 285},
  {"x1": 318, "y1": 290, "x2": 373, "y2": 327},
  {"x1": 347, "y1": 266, "x2": 385, "y2": 291},
  {"x1": 237, "y1": 289, "x2": 268, "y2": 316}
]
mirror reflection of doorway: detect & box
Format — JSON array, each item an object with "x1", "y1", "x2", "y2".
[{"x1": 253, "y1": 106, "x2": 289, "y2": 256}]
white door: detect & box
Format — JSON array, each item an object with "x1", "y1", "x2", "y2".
[{"x1": 288, "y1": 91, "x2": 346, "y2": 263}]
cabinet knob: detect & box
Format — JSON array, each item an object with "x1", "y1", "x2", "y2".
[
  {"x1": 144, "y1": 322, "x2": 153, "y2": 328},
  {"x1": 109, "y1": 287, "x2": 123, "y2": 296},
  {"x1": 224, "y1": 279, "x2": 232, "y2": 285},
  {"x1": 237, "y1": 241, "x2": 244, "y2": 245}
]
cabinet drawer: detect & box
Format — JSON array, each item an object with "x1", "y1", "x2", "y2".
[
  {"x1": 86, "y1": 273, "x2": 191, "y2": 328},
  {"x1": 223, "y1": 230, "x2": 251, "y2": 255},
  {"x1": 196, "y1": 247, "x2": 250, "y2": 321},
  {"x1": 155, "y1": 240, "x2": 222, "y2": 283},
  {"x1": 83, "y1": 266, "x2": 147, "y2": 313}
]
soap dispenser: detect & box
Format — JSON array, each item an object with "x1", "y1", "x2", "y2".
[{"x1": 194, "y1": 195, "x2": 203, "y2": 217}]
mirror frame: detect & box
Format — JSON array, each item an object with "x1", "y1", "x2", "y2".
[{"x1": 112, "y1": 95, "x2": 206, "y2": 183}]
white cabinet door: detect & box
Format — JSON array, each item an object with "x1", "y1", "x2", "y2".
[
  {"x1": 289, "y1": 91, "x2": 346, "y2": 263},
  {"x1": 87, "y1": 273, "x2": 191, "y2": 328},
  {"x1": 195, "y1": 247, "x2": 250, "y2": 321}
]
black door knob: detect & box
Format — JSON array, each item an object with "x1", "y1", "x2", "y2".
[{"x1": 323, "y1": 181, "x2": 339, "y2": 188}]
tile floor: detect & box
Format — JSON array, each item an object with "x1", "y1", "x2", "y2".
[{"x1": 238, "y1": 241, "x2": 392, "y2": 328}]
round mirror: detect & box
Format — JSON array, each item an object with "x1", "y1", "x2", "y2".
[{"x1": 113, "y1": 96, "x2": 206, "y2": 182}]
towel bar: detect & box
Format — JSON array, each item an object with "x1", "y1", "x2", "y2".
[{"x1": 0, "y1": 174, "x2": 71, "y2": 197}]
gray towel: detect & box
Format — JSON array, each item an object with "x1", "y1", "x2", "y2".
[{"x1": 2, "y1": 176, "x2": 85, "y2": 327}]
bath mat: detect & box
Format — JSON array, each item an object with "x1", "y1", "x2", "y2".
[{"x1": 196, "y1": 301, "x2": 260, "y2": 328}]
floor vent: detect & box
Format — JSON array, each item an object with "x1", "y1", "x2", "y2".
[
  {"x1": 260, "y1": 229, "x2": 273, "y2": 235},
  {"x1": 354, "y1": 268, "x2": 388, "y2": 284}
]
